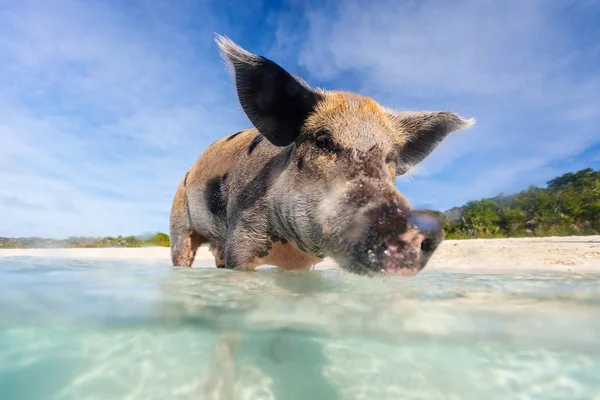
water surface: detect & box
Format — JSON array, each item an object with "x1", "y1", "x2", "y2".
[{"x1": 1, "y1": 257, "x2": 600, "y2": 399}]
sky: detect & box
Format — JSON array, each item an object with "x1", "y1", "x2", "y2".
[{"x1": 0, "y1": 0, "x2": 599, "y2": 238}]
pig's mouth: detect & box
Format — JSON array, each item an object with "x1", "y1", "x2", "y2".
[
  {"x1": 381, "y1": 267, "x2": 420, "y2": 277},
  {"x1": 336, "y1": 252, "x2": 424, "y2": 277},
  {"x1": 333, "y1": 246, "x2": 427, "y2": 277}
]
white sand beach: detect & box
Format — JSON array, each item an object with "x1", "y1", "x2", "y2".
[{"x1": 1, "y1": 236, "x2": 599, "y2": 274}]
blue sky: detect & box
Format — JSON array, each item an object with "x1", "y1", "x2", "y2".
[{"x1": 1, "y1": 0, "x2": 599, "y2": 238}]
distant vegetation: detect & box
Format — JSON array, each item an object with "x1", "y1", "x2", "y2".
[
  {"x1": 0, "y1": 232, "x2": 170, "y2": 249},
  {"x1": 1, "y1": 168, "x2": 598, "y2": 248},
  {"x1": 433, "y1": 168, "x2": 600, "y2": 239}
]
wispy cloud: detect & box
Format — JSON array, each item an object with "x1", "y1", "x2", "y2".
[
  {"x1": 0, "y1": 0, "x2": 245, "y2": 237},
  {"x1": 0, "y1": 0, "x2": 599, "y2": 237},
  {"x1": 0, "y1": 195, "x2": 41, "y2": 211}
]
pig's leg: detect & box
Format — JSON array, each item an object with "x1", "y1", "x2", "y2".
[
  {"x1": 211, "y1": 246, "x2": 226, "y2": 268},
  {"x1": 171, "y1": 230, "x2": 203, "y2": 267},
  {"x1": 170, "y1": 179, "x2": 205, "y2": 267},
  {"x1": 223, "y1": 222, "x2": 271, "y2": 270}
]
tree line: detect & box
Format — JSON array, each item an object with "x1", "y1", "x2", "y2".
[
  {"x1": 432, "y1": 168, "x2": 599, "y2": 239},
  {"x1": 0, "y1": 232, "x2": 170, "y2": 249}
]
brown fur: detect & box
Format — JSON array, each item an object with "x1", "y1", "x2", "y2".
[{"x1": 304, "y1": 91, "x2": 400, "y2": 150}]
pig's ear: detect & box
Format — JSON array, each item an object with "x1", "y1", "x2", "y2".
[
  {"x1": 387, "y1": 110, "x2": 475, "y2": 175},
  {"x1": 215, "y1": 34, "x2": 321, "y2": 147}
]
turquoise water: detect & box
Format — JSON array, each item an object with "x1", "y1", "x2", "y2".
[{"x1": 1, "y1": 257, "x2": 600, "y2": 399}]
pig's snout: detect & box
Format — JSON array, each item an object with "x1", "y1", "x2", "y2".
[{"x1": 347, "y1": 206, "x2": 444, "y2": 276}]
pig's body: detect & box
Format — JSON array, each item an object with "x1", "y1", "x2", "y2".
[
  {"x1": 171, "y1": 127, "x2": 321, "y2": 270},
  {"x1": 170, "y1": 35, "x2": 475, "y2": 276}
]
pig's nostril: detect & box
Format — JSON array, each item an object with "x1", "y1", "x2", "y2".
[{"x1": 421, "y1": 238, "x2": 435, "y2": 253}]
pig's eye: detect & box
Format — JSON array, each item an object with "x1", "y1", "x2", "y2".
[{"x1": 314, "y1": 133, "x2": 335, "y2": 151}]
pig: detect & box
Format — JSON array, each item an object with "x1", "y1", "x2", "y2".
[{"x1": 169, "y1": 34, "x2": 475, "y2": 276}]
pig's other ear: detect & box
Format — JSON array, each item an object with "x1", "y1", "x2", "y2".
[
  {"x1": 215, "y1": 34, "x2": 321, "y2": 147},
  {"x1": 387, "y1": 110, "x2": 475, "y2": 175}
]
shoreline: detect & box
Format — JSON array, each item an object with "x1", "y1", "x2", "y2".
[{"x1": 1, "y1": 236, "x2": 599, "y2": 274}]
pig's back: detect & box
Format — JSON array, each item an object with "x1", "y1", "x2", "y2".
[
  {"x1": 185, "y1": 128, "x2": 257, "y2": 189},
  {"x1": 183, "y1": 128, "x2": 282, "y2": 244}
]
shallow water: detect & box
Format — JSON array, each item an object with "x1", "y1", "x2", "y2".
[{"x1": 1, "y1": 257, "x2": 600, "y2": 400}]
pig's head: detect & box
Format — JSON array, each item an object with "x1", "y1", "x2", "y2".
[{"x1": 216, "y1": 35, "x2": 475, "y2": 276}]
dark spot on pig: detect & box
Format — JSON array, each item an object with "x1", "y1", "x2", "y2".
[
  {"x1": 248, "y1": 133, "x2": 264, "y2": 155},
  {"x1": 253, "y1": 238, "x2": 274, "y2": 259},
  {"x1": 205, "y1": 173, "x2": 228, "y2": 220},
  {"x1": 268, "y1": 231, "x2": 288, "y2": 245},
  {"x1": 232, "y1": 147, "x2": 293, "y2": 221},
  {"x1": 421, "y1": 238, "x2": 436, "y2": 253},
  {"x1": 226, "y1": 131, "x2": 243, "y2": 141},
  {"x1": 297, "y1": 157, "x2": 304, "y2": 170},
  {"x1": 256, "y1": 246, "x2": 271, "y2": 258}
]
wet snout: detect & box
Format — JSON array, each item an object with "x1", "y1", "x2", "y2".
[
  {"x1": 366, "y1": 205, "x2": 443, "y2": 276},
  {"x1": 337, "y1": 201, "x2": 444, "y2": 276}
]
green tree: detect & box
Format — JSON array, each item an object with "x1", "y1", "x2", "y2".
[
  {"x1": 440, "y1": 168, "x2": 599, "y2": 238},
  {"x1": 144, "y1": 232, "x2": 170, "y2": 247}
]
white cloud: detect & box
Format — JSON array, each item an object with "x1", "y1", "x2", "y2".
[
  {"x1": 295, "y1": 0, "x2": 555, "y2": 96},
  {"x1": 0, "y1": 0, "x2": 246, "y2": 237}
]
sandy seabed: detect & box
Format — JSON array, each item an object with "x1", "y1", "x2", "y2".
[{"x1": 1, "y1": 236, "x2": 599, "y2": 274}]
